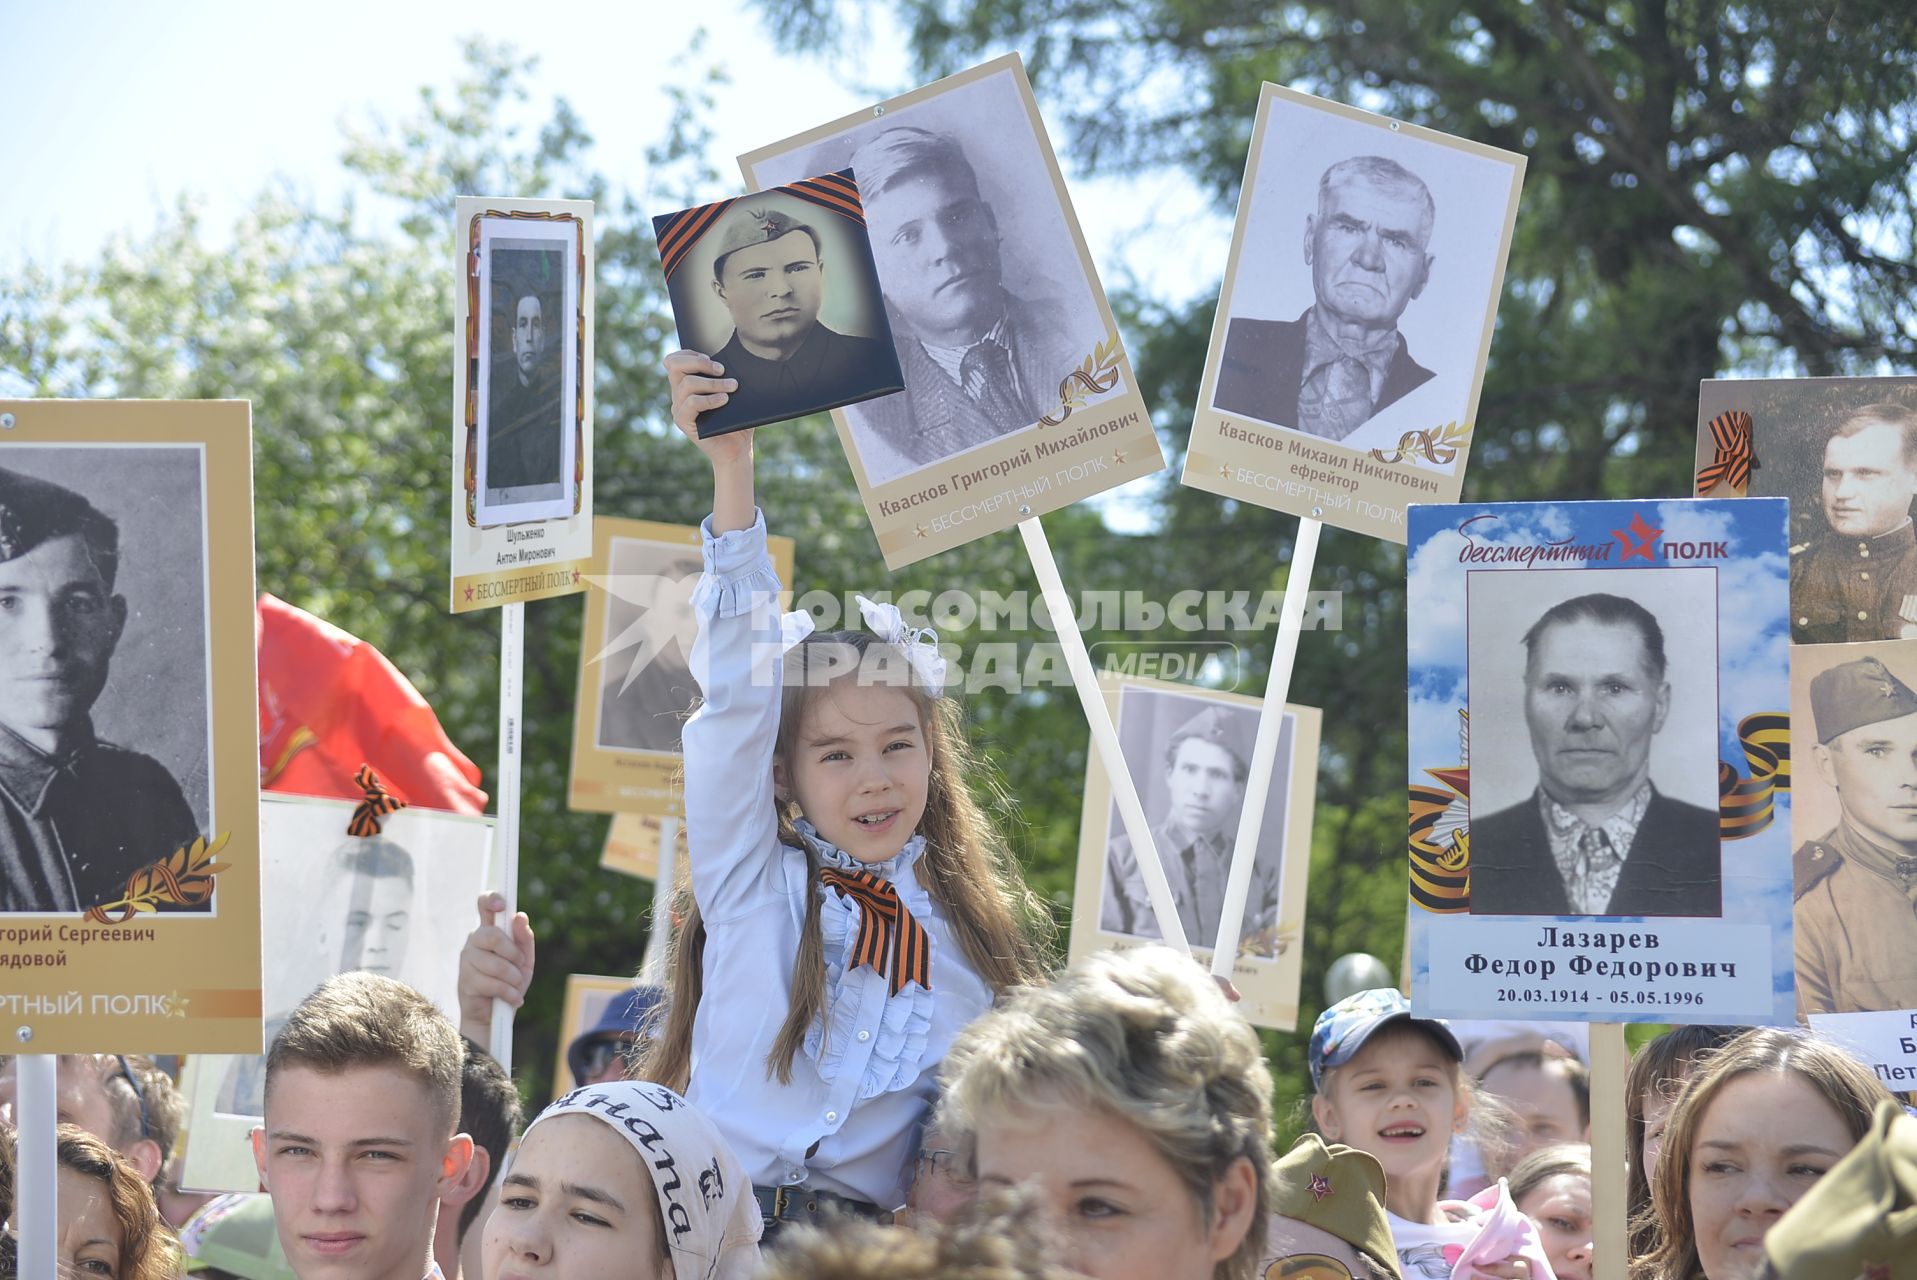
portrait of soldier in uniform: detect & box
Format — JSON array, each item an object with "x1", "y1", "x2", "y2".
[
  {"x1": 1213, "y1": 155, "x2": 1437, "y2": 441},
  {"x1": 845, "y1": 125, "x2": 1083, "y2": 484},
  {"x1": 1788, "y1": 403, "x2": 1917, "y2": 644},
  {"x1": 1795, "y1": 654, "x2": 1917, "y2": 1016},
  {"x1": 486, "y1": 279, "x2": 565, "y2": 496},
  {"x1": 595, "y1": 544, "x2": 701, "y2": 756},
  {"x1": 694, "y1": 204, "x2": 899, "y2": 437},
  {"x1": 0, "y1": 466, "x2": 201, "y2": 915},
  {"x1": 1469, "y1": 591, "x2": 1721, "y2": 918},
  {"x1": 1101, "y1": 701, "x2": 1286, "y2": 944}
]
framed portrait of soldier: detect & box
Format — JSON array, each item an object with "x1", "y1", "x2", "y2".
[
  {"x1": 548, "y1": 972, "x2": 637, "y2": 1103},
  {"x1": 1693, "y1": 375, "x2": 1917, "y2": 645},
  {"x1": 1785, "y1": 640, "x2": 1917, "y2": 1081},
  {"x1": 653, "y1": 172, "x2": 904, "y2": 437},
  {"x1": 1406, "y1": 498, "x2": 1794, "y2": 1024},
  {"x1": 179, "y1": 792, "x2": 491, "y2": 1192},
  {"x1": 567, "y1": 516, "x2": 796, "y2": 816},
  {"x1": 1183, "y1": 84, "x2": 1526, "y2": 544},
  {"x1": 740, "y1": 53, "x2": 1164, "y2": 569},
  {"x1": 1066, "y1": 675, "x2": 1321, "y2": 1031},
  {"x1": 448, "y1": 196, "x2": 595, "y2": 614},
  {"x1": 0, "y1": 399, "x2": 261, "y2": 1056}
]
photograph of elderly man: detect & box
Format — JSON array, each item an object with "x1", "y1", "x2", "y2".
[{"x1": 1469, "y1": 592, "x2": 1721, "y2": 918}]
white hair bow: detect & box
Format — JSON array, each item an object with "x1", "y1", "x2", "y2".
[
  {"x1": 855, "y1": 594, "x2": 948, "y2": 696},
  {"x1": 774, "y1": 597, "x2": 948, "y2": 696}
]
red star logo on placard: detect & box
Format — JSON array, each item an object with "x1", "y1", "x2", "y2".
[
  {"x1": 1308, "y1": 1172, "x2": 1333, "y2": 1201},
  {"x1": 1612, "y1": 512, "x2": 1662, "y2": 562},
  {"x1": 464, "y1": 586, "x2": 475, "y2": 602},
  {"x1": 571, "y1": 569, "x2": 581, "y2": 585}
]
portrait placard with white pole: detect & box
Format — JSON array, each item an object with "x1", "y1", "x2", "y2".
[{"x1": 1406, "y1": 498, "x2": 1793, "y2": 1024}]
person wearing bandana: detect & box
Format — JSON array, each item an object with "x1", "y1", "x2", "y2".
[
  {"x1": 0, "y1": 466, "x2": 200, "y2": 914},
  {"x1": 700, "y1": 206, "x2": 895, "y2": 435},
  {"x1": 1213, "y1": 156, "x2": 1436, "y2": 444},
  {"x1": 1796, "y1": 654, "x2": 1917, "y2": 1015}
]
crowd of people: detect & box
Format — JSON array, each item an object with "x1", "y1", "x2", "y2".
[{"x1": 3, "y1": 361, "x2": 1915, "y2": 1279}]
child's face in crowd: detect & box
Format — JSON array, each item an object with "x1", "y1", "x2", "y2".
[
  {"x1": 1311, "y1": 1027, "x2": 1465, "y2": 1187},
  {"x1": 1687, "y1": 1070, "x2": 1852, "y2": 1280},
  {"x1": 255, "y1": 1064, "x2": 469, "y2": 1280},
  {"x1": 974, "y1": 1098, "x2": 1254, "y2": 1280},
  {"x1": 1515, "y1": 1171, "x2": 1593, "y2": 1280},
  {"x1": 780, "y1": 679, "x2": 931, "y2": 863},
  {"x1": 483, "y1": 1114, "x2": 667, "y2": 1280}
]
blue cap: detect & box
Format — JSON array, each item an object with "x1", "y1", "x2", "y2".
[
  {"x1": 566, "y1": 985, "x2": 665, "y2": 1083},
  {"x1": 1309, "y1": 987, "x2": 1463, "y2": 1090}
]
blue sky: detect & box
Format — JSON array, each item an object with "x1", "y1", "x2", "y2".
[{"x1": 0, "y1": 2, "x2": 1226, "y2": 301}]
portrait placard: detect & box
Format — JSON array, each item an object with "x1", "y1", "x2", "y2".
[
  {"x1": 0, "y1": 400, "x2": 261, "y2": 1055},
  {"x1": 449, "y1": 196, "x2": 595, "y2": 613},
  {"x1": 1786, "y1": 640, "x2": 1917, "y2": 1082},
  {"x1": 654, "y1": 171, "x2": 904, "y2": 437},
  {"x1": 740, "y1": 54, "x2": 1163, "y2": 569},
  {"x1": 598, "y1": 812, "x2": 690, "y2": 881},
  {"x1": 1406, "y1": 498, "x2": 1793, "y2": 1023},
  {"x1": 1182, "y1": 84, "x2": 1526, "y2": 544},
  {"x1": 179, "y1": 793, "x2": 490, "y2": 1191},
  {"x1": 548, "y1": 972, "x2": 635, "y2": 1103},
  {"x1": 1693, "y1": 376, "x2": 1917, "y2": 645},
  {"x1": 1066, "y1": 675, "x2": 1321, "y2": 1031},
  {"x1": 568, "y1": 517, "x2": 795, "y2": 816}
]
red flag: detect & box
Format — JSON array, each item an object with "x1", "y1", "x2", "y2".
[{"x1": 258, "y1": 594, "x2": 486, "y2": 813}]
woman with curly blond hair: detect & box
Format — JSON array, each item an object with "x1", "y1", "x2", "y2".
[{"x1": 937, "y1": 946, "x2": 1272, "y2": 1280}]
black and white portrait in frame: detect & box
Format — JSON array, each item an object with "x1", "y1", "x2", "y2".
[
  {"x1": 594, "y1": 536, "x2": 701, "y2": 757},
  {"x1": 477, "y1": 216, "x2": 578, "y2": 526},
  {"x1": 0, "y1": 445, "x2": 212, "y2": 916},
  {"x1": 1466, "y1": 566, "x2": 1722, "y2": 919}
]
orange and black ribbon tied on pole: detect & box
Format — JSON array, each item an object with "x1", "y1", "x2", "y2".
[
  {"x1": 348, "y1": 765, "x2": 407, "y2": 837},
  {"x1": 1695, "y1": 410, "x2": 1755, "y2": 496},
  {"x1": 818, "y1": 865, "x2": 932, "y2": 996}
]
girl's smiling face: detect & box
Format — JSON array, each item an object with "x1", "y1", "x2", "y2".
[
  {"x1": 1311, "y1": 1026, "x2": 1465, "y2": 1185},
  {"x1": 778, "y1": 679, "x2": 930, "y2": 864}
]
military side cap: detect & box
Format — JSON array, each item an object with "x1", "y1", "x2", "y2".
[
  {"x1": 1271, "y1": 1133, "x2": 1404, "y2": 1280},
  {"x1": 1811, "y1": 657, "x2": 1917, "y2": 744},
  {"x1": 712, "y1": 206, "x2": 816, "y2": 278},
  {"x1": 1763, "y1": 1098, "x2": 1917, "y2": 1279},
  {"x1": 1167, "y1": 704, "x2": 1255, "y2": 773},
  {"x1": 180, "y1": 1193, "x2": 299, "y2": 1279},
  {"x1": 0, "y1": 466, "x2": 116, "y2": 567}
]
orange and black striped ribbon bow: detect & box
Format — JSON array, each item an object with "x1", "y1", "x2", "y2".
[
  {"x1": 348, "y1": 765, "x2": 407, "y2": 837},
  {"x1": 818, "y1": 866, "x2": 931, "y2": 996},
  {"x1": 1695, "y1": 410, "x2": 1755, "y2": 495}
]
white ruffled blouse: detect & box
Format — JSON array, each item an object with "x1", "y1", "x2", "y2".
[{"x1": 680, "y1": 511, "x2": 993, "y2": 1211}]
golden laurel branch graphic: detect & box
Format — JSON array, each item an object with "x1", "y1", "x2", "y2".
[
  {"x1": 1038, "y1": 333, "x2": 1124, "y2": 427},
  {"x1": 1368, "y1": 421, "x2": 1474, "y2": 467},
  {"x1": 84, "y1": 832, "x2": 232, "y2": 924}
]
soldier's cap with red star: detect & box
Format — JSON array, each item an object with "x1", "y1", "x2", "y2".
[
  {"x1": 1166, "y1": 704, "x2": 1255, "y2": 775},
  {"x1": 1763, "y1": 1098, "x2": 1917, "y2": 1278},
  {"x1": 1811, "y1": 656, "x2": 1917, "y2": 744},
  {"x1": 711, "y1": 206, "x2": 820, "y2": 282},
  {"x1": 1270, "y1": 1134, "x2": 1403, "y2": 1280}
]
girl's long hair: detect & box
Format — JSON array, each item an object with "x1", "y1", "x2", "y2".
[{"x1": 637, "y1": 630, "x2": 1053, "y2": 1092}]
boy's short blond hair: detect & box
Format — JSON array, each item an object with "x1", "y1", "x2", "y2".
[{"x1": 265, "y1": 970, "x2": 462, "y2": 1134}]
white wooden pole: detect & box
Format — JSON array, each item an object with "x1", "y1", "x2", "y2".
[
  {"x1": 1210, "y1": 516, "x2": 1321, "y2": 975},
  {"x1": 640, "y1": 815, "x2": 680, "y2": 984},
  {"x1": 1590, "y1": 1021, "x2": 1629, "y2": 1280},
  {"x1": 16, "y1": 1052, "x2": 57, "y2": 1280},
  {"x1": 1018, "y1": 516, "x2": 1189, "y2": 953},
  {"x1": 490, "y1": 601, "x2": 524, "y2": 1071}
]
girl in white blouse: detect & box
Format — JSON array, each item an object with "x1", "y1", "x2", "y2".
[{"x1": 639, "y1": 350, "x2": 1050, "y2": 1232}]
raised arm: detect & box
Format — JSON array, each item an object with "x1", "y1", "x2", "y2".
[{"x1": 669, "y1": 351, "x2": 789, "y2": 921}]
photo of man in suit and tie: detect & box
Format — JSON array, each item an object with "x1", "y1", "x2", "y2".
[
  {"x1": 846, "y1": 125, "x2": 1084, "y2": 485},
  {"x1": 1213, "y1": 155, "x2": 1437, "y2": 442},
  {"x1": 1468, "y1": 590, "x2": 1722, "y2": 918}
]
